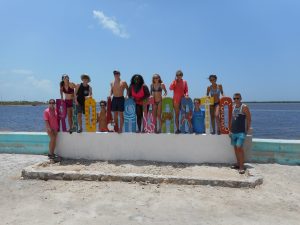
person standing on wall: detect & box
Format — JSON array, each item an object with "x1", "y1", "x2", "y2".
[
  {"x1": 59, "y1": 74, "x2": 76, "y2": 132},
  {"x1": 150, "y1": 73, "x2": 167, "y2": 133},
  {"x1": 75, "y1": 74, "x2": 93, "y2": 133},
  {"x1": 43, "y1": 99, "x2": 60, "y2": 162},
  {"x1": 229, "y1": 93, "x2": 251, "y2": 174},
  {"x1": 169, "y1": 70, "x2": 189, "y2": 134},
  {"x1": 206, "y1": 74, "x2": 224, "y2": 135},
  {"x1": 128, "y1": 74, "x2": 150, "y2": 133},
  {"x1": 109, "y1": 70, "x2": 129, "y2": 133}
]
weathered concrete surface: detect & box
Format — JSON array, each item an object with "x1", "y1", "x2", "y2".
[
  {"x1": 22, "y1": 160, "x2": 263, "y2": 188},
  {"x1": 1, "y1": 154, "x2": 300, "y2": 225}
]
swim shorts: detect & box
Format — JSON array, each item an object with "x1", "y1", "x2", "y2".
[
  {"x1": 231, "y1": 132, "x2": 246, "y2": 147},
  {"x1": 111, "y1": 96, "x2": 125, "y2": 112}
]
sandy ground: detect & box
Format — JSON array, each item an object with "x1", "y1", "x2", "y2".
[{"x1": 0, "y1": 154, "x2": 299, "y2": 225}]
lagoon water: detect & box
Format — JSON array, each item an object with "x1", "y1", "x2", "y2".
[{"x1": 0, "y1": 103, "x2": 299, "y2": 140}]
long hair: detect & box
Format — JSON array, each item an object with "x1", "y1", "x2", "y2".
[
  {"x1": 60, "y1": 74, "x2": 69, "y2": 87},
  {"x1": 130, "y1": 74, "x2": 144, "y2": 93},
  {"x1": 152, "y1": 74, "x2": 162, "y2": 84}
]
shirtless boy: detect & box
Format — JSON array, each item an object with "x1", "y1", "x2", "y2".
[
  {"x1": 110, "y1": 70, "x2": 129, "y2": 133},
  {"x1": 97, "y1": 100, "x2": 109, "y2": 132}
]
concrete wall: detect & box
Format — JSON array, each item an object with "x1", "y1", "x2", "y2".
[
  {"x1": 0, "y1": 132, "x2": 49, "y2": 155},
  {"x1": 55, "y1": 133, "x2": 249, "y2": 164},
  {"x1": 1, "y1": 132, "x2": 299, "y2": 165},
  {"x1": 249, "y1": 138, "x2": 300, "y2": 165}
]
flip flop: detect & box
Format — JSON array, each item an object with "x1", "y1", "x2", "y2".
[{"x1": 238, "y1": 169, "x2": 246, "y2": 174}]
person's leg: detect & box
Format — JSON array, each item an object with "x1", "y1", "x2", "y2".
[
  {"x1": 174, "y1": 103, "x2": 180, "y2": 133},
  {"x1": 215, "y1": 105, "x2": 220, "y2": 134},
  {"x1": 136, "y1": 104, "x2": 143, "y2": 132},
  {"x1": 67, "y1": 107, "x2": 73, "y2": 130},
  {"x1": 157, "y1": 102, "x2": 162, "y2": 132},
  {"x1": 119, "y1": 112, "x2": 124, "y2": 133},
  {"x1": 78, "y1": 112, "x2": 82, "y2": 131},
  {"x1": 236, "y1": 146, "x2": 245, "y2": 170},
  {"x1": 210, "y1": 105, "x2": 215, "y2": 134},
  {"x1": 47, "y1": 131, "x2": 56, "y2": 156},
  {"x1": 153, "y1": 103, "x2": 158, "y2": 132},
  {"x1": 114, "y1": 111, "x2": 119, "y2": 132}
]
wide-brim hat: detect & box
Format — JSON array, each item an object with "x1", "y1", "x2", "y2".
[{"x1": 81, "y1": 73, "x2": 91, "y2": 82}]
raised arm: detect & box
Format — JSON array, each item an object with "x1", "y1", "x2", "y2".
[
  {"x1": 162, "y1": 83, "x2": 167, "y2": 96},
  {"x1": 219, "y1": 84, "x2": 224, "y2": 96},
  {"x1": 206, "y1": 86, "x2": 210, "y2": 96},
  {"x1": 169, "y1": 80, "x2": 176, "y2": 91}
]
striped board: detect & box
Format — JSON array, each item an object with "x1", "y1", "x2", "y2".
[
  {"x1": 56, "y1": 99, "x2": 67, "y2": 132},
  {"x1": 200, "y1": 96, "x2": 214, "y2": 134},
  {"x1": 143, "y1": 97, "x2": 155, "y2": 133}
]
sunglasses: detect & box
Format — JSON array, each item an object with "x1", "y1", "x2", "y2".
[
  {"x1": 176, "y1": 75, "x2": 182, "y2": 77},
  {"x1": 233, "y1": 98, "x2": 240, "y2": 100},
  {"x1": 100, "y1": 105, "x2": 105, "y2": 107},
  {"x1": 153, "y1": 77, "x2": 159, "y2": 80},
  {"x1": 49, "y1": 102, "x2": 55, "y2": 104}
]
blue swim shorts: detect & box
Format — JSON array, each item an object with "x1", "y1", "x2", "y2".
[{"x1": 231, "y1": 132, "x2": 246, "y2": 147}]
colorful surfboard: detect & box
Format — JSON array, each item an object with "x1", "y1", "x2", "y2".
[
  {"x1": 180, "y1": 97, "x2": 193, "y2": 133},
  {"x1": 192, "y1": 108, "x2": 205, "y2": 134},
  {"x1": 143, "y1": 97, "x2": 155, "y2": 133},
  {"x1": 85, "y1": 98, "x2": 97, "y2": 132},
  {"x1": 162, "y1": 97, "x2": 174, "y2": 133},
  {"x1": 220, "y1": 97, "x2": 233, "y2": 134},
  {"x1": 56, "y1": 99, "x2": 67, "y2": 132},
  {"x1": 200, "y1": 96, "x2": 214, "y2": 134},
  {"x1": 124, "y1": 98, "x2": 137, "y2": 132},
  {"x1": 70, "y1": 100, "x2": 78, "y2": 133}
]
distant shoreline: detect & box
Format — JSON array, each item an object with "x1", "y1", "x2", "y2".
[{"x1": 0, "y1": 100, "x2": 299, "y2": 106}]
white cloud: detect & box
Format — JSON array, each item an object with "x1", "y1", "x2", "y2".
[
  {"x1": 11, "y1": 69, "x2": 33, "y2": 75},
  {"x1": 93, "y1": 10, "x2": 130, "y2": 38}
]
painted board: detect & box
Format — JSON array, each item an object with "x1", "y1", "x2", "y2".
[
  {"x1": 124, "y1": 98, "x2": 137, "y2": 132},
  {"x1": 85, "y1": 98, "x2": 97, "y2": 132},
  {"x1": 143, "y1": 96, "x2": 155, "y2": 133},
  {"x1": 180, "y1": 97, "x2": 193, "y2": 133},
  {"x1": 200, "y1": 96, "x2": 214, "y2": 134},
  {"x1": 56, "y1": 99, "x2": 67, "y2": 132},
  {"x1": 220, "y1": 97, "x2": 233, "y2": 134},
  {"x1": 161, "y1": 97, "x2": 174, "y2": 133},
  {"x1": 70, "y1": 100, "x2": 78, "y2": 133}
]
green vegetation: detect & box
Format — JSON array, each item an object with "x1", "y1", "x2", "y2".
[{"x1": 0, "y1": 101, "x2": 46, "y2": 106}]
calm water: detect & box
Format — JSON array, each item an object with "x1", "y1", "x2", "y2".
[{"x1": 0, "y1": 103, "x2": 299, "y2": 140}]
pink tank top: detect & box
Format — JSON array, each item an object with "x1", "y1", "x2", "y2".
[{"x1": 132, "y1": 86, "x2": 145, "y2": 105}]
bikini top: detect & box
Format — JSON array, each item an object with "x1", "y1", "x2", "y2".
[
  {"x1": 63, "y1": 85, "x2": 74, "y2": 94},
  {"x1": 209, "y1": 84, "x2": 221, "y2": 97},
  {"x1": 150, "y1": 84, "x2": 162, "y2": 94}
]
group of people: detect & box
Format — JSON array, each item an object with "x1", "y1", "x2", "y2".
[{"x1": 44, "y1": 70, "x2": 251, "y2": 174}]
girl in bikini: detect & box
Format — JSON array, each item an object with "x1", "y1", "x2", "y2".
[
  {"x1": 150, "y1": 74, "x2": 167, "y2": 133},
  {"x1": 206, "y1": 74, "x2": 224, "y2": 135},
  {"x1": 60, "y1": 74, "x2": 76, "y2": 132}
]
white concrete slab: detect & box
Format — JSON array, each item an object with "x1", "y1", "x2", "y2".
[{"x1": 56, "y1": 133, "x2": 252, "y2": 164}]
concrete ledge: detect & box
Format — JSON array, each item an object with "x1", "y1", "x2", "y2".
[{"x1": 21, "y1": 161, "x2": 263, "y2": 188}]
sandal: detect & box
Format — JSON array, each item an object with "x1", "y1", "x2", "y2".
[
  {"x1": 238, "y1": 169, "x2": 246, "y2": 174},
  {"x1": 230, "y1": 165, "x2": 239, "y2": 170}
]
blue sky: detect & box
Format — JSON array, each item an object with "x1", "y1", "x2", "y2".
[{"x1": 0, "y1": 0, "x2": 299, "y2": 101}]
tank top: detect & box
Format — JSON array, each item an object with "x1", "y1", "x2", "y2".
[
  {"x1": 131, "y1": 86, "x2": 145, "y2": 105},
  {"x1": 231, "y1": 103, "x2": 246, "y2": 133},
  {"x1": 77, "y1": 83, "x2": 90, "y2": 105}
]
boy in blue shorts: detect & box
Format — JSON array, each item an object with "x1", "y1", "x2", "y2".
[{"x1": 229, "y1": 93, "x2": 251, "y2": 174}]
